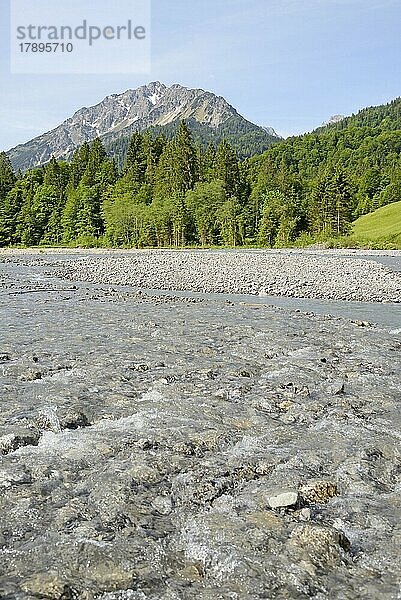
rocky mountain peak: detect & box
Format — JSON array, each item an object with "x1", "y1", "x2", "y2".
[{"x1": 7, "y1": 82, "x2": 280, "y2": 172}]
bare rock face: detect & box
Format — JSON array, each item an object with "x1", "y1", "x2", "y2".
[
  {"x1": 321, "y1": 114, "x2": 346, "y2": 127},
  {"x1": 7, "y1": 82, "x2": 280, "y2": 171}
]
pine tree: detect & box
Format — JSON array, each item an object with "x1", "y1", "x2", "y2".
[
  {"x1": 69, "y1": 143, "x2": 90, "y2": 188},
  {"x1": 217, "y1": 197, "x2": 242, "y2": 247},
  {"x1": 310, "y1": 171, "x2": 335, "y2": 235},
  {"x1": 199, "y1": 142, "x2": 216, "y2": 183},
  {"x1": 63, "y1": 139, "x2": 114, "y2": 242},
  {"x1": 332, "y1": 168, "x2": 354, "y2": 234},
  {"x1": 256, "y1": 190, "x2": 302, "y2": 247},
  {"x1": 0, "y1": 153, "x2": 17, "y2": 245},
  {"x1": 62, "y1": 184, "x2": 104, "y2": 243},
  {"x1": 170, "y1": 193, "x2": 188, "y2": 247},
  {"x1": 154, "y1": 140, "x2": 177, "y2": 200},
  {"x1": 0, "y1": 169, "x2": 43, "y2": 246},
  {"x1": 43, "y1": 201, "x2": 64, "y2": 245},
  {"x1": 185, "y1": 180, "x2": 225, "y2": 246},
  {"x1": 124, "y1": 132, "x2": 147, "y2": 184},
  {"x1": 154, "y1": 122, "x2": 198, "y2": 200},
  {"x1": 0, "y1": 152, "x2": 16, "y2": 199},
  {"x1": 61, "y1": 188, "x2": 81, "y2": 243},
  {"x1": 134, "y1": 132, "x2": 166, "y2": 189},
  {"x1": 173, "y1": 121, "x2": 198, "y2": 193},
  {"x1": 81, "y1": 138, "x2": 107, "y2": 187},
  {"x1": 214, "y1": 140, "x2": 241, "y2": 199},
  {"x1": 25, "y1": 158, "x2": 70, "y2": 244},
  {"x1": 310, "y1": 167, "x2": 354, "y2": 236},
  {"x1": 18, "y1": 183, "x2": 36, "y2": 246}
]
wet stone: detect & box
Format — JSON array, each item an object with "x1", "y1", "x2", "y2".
[
  {"x1": 151, "y1": 495, "x2": 173, "y2": 515},
  {"x1": 19, "y1": 368, "x2": 43, "y2": 381},
  {"x1": 299, "y1": 480, "x2": 338, "y2": 505},
  {"x1": 130, "y1": 363, "x2": 149, "y2": 372},
  {"x1": 298, "y1": 507, "x2": 311, "y2": 521},
  {"x1": 0, "y1": 429, "x2": 41, "y2": 454},
  {"x1": 0, "y1": 465, "x2": 32, "y2": 488},
  {"x1": 267, "y1": 491, "x2": 299, "y2": 509},
  {"x1": 289, "y1": 523, "x2": 351, "y2": 568},
  {"x1": 60, "y1": 410, "x2": 90, "y2": 430}
]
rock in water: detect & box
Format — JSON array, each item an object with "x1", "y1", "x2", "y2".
[
  {"x1": 267, "y1": 491, "x2": 299, "y2": 509},
  {"x1": 289, "y1": 523, "x2": 350, "y2": 568},
  {"x1": 300, "y1": 480, "x2": 338, "y2": 504}
]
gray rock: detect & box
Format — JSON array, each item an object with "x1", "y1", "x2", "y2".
[
  {"x1": 0, "y1": 466, "x2": 32, "y2": 488},
  {"x1": 289, "y1": 523, "x2": 350, "y2": 567},
  {"x1": 267, "y1": 491, "x2": 299, "y2": 509},
  {"x1": 60, "y1": 410, "x2": 90, "y2": 430},
  {"x1": 299, "y1": 480, "x2": 338, "y2": 504},
  {"x1": 0, "y1": 430, "x2": 40, "y2": 454}
]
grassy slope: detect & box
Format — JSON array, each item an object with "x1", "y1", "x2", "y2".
[{"x1": 352, "y1": 201, "x2": 401, "y2": 245}]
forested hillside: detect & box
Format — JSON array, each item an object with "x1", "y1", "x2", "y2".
[
  {"x1": 249, "y1": 97, "x2": 401, "y2": 227},
  {"x1": 1, "y1": 97, "x2": 401, "y2": 249},
  {"x1": 315, "y1": 97, "x2": 401, "y2": 133},
  {"x1": 106, "y1": 115, "x2": 279, "y2": 168},
  {"x1": 0, "y1": 124, "x2": 253, "y2": 248}
]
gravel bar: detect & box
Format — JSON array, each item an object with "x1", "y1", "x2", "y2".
[{"x1": 51, "y1": 249, "x2": 401, "y2": 303}]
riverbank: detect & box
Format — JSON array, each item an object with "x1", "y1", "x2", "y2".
[{"x1": 0, "y1": 251, "x2": 400, "y2": 599}]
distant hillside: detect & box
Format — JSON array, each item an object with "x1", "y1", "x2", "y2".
[
  {"x1": 249, "y1": 97, "x2": 401, "y2": 219},
  {"x1": 315, "y1": 97, "x2": 401, "y2": 133},
  {"x1": 352, "y1": 201, "x2": 401, "y2": 245}
]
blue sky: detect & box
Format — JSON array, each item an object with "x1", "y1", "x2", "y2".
[{"x1": 0, "y1": 0, "x2": 400, "y2": 150}]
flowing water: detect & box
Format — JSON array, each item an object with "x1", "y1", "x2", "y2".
[{"x1": 0, "y1": 252, "x2": 400, "y2": 599}]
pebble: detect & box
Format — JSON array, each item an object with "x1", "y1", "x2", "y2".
[{"x1": 267, "y1": 491, "x2": 299, "y2": 509}]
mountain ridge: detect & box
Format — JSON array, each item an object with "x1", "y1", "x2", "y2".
[{"x1": 7, "y1": 82, "x2": 281, "y2": 171}]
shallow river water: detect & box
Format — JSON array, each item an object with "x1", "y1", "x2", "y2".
[{"x1": 0, "y1": 252, "x2": 400, "y2": 600}]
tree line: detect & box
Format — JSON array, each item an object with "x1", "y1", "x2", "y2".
[{"x1": 1, "y1": 104, "x2": 401, "y2": 249}]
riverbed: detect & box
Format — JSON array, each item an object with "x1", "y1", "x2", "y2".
[{"x1": 0, "y1": 249, "x2": 400, "y2": 600}]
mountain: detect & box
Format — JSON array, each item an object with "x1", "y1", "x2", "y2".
[
  {"x1": 7, "y1": 82, "x2": 281, "y2": 172},
  {"x1": 262, "y1": 125, "x2": 279, "y2": 136},
  {"x1": 321, "y1": 114, "x2": 346, "y2": 127}
]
